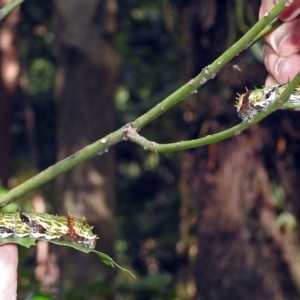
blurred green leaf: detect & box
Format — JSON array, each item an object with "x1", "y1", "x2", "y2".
[
  {"x1": 276, "y1": 212, "x2": 297, "y2": 229},
  {"x1": 270, "y1": 181, "x2": 285, "y2": 209},
  {"x1": 27, "y1": 58, "x2": 55, "y2": 96},
  {"x1": 0, "y1": 237, "x2": 135, "y2": 278},
  {"x1": 23, "y1": 293, "x2": 56, "y2": 300}
]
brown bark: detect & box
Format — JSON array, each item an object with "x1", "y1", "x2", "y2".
[
  {"x1": 191, "y1": 131, "x2": 299, "y2": 300},
  {"x1": 53, "y1": 0, "x2": 119, "y2": 293},
  {"x1": 177, "y1": 1, "x2": 300, "y2": 299},
  {"x1": 0, "y1": 0, "x2": 20, "y2": 186}
]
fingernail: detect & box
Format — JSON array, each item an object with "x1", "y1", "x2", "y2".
[
  {"x1": 269, "y1": 32, "x2": 291, "y2": 55},
  {"x1": 276, "y1": 57, "x2": 286, "y2": 82},
  {"x1": 278, "y1": 33, "x2": 293, "y2": 56}
]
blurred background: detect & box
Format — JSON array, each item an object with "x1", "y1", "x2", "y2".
[{"x1": 1, "y1": 0, "x2": 300, "y2": 299}]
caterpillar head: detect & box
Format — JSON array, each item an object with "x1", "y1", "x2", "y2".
[{"x1": 234, "y1": 89, "x2": 259, "y2": 122}]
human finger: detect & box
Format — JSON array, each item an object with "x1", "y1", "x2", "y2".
[
  {"x1": 265, "y1": 74, "x2": 278, "y2": 86},
  {"x1": 0, "y1": 244, "x2": 18, "y2": 300},
  {"x1": 265, "y1": 18, "x2": 300, "y2": 57},
  {"x1": 263, "y1": 44, "x2": 300, "y2": 83}
]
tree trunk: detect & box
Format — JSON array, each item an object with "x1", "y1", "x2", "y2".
[
  {"x1": 53, "y1": 0, "x2": 119, "y2": 293},
  {"x1": 177, "y1": 1, "x2": 300, "y2": 299},
  {"x1": 191, "y1": 131, "x2": 300, "y2": 299}
]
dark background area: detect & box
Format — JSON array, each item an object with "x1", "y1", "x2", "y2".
[{"x1": 1, "y1": 0, "x2": 300, "y2": 299}]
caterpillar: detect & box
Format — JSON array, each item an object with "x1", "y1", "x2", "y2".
[
  {"x1": 235, "y1": 83, "x2": 300, "y2": 121},
  {"x1": 0, "y1": 212, "x2": 98, "y2": 249}
]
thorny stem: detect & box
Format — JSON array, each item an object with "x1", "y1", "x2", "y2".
[
  {"x1": 0, "y1": 0, "x2": 293, "y2": 206},
  {"x1": 126, "y1": 72, "x2": 300, "y2": 152},
  {"x1": 0, "y1": 0, "x2": 24, "y2": 21},
  {"x1": 0, "y1": 130, "x2": 124, "y2": 206},
  {"x1": 131, "y1": 0, "x2": 287, "y2": 130},
  {"x1": 251, "y1": 19, "x2": 282, "y2": 45}
]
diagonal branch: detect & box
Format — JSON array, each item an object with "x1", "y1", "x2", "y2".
[
  {"x1": 0, "y1": 0, "x2": 24, "y2": 21},
  {"x1": 0, "y1": 0, "x2": 290, "y2": 206},
  {"x1": 132, "y1": 0, "x2": 287, "y2": 130},
  {"x1": 126, "y1": 72, "x2": 300, "y2": 152}
]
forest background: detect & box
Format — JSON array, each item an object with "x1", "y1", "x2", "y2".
[{"x1": 1, "y1": 0, "x2": 300, "y2": 299}]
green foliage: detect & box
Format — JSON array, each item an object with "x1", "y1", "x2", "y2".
[
  {"x1": 270, "y1": 181, "x2": 285, "y2": 209},
  {"x1": 27, "y1": 58, "x2": 55, "y2": 97},
  {"x1": 15, "y1": 0, "x2": 56, "y2": 169},
  {"x1": 116, "y1": 1, "x2": 184, "y2": 289},
  {"x1": 276, "y1": 212, "x2": 298, "y2": 229},
  {"x1": 0, "y1": 237, "x2": 134, "y2": 277}
]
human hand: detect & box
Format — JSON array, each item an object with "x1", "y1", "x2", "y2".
[
  {"x1": 0, "y1": 244, "x2": 18, "y2": 300},
  {"x1": 259, "y1": 0, "x2": 300, "y2": 86}
]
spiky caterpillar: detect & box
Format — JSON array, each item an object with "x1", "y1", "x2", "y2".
[
  {"x1": 235, "y1": 83, "x2": 300, "y2": 121},
  {"x1": 0, "y1": 212, "x2": 98, "y2": 249}
]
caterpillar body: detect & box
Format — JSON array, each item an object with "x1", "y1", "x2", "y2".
[
  {"x1": 235, "y1": 83, "x2": 300, "y2": 121},
  {"x1": 0, "y1": 212, "x2": 98, "y2": 249}
]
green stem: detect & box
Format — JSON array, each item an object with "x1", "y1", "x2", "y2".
[
  {"x1": 132, "y1": 0, "x2": 286, "y2": 130},
  {"x1": 251, "y1": 19, "x2": 282, "y2": 45},
  {"x1": 0, "y1": 129, "x2": 124, "y2": 206},
  {"x1": 0, "y1": 0, "x2": 24, "y2": 21},
  {"x1": 0, "y1": 0, "x2": 289, "y2": 205},
  {"x1": 127, "y1": 72, "x2": 300, "y2": 152}
]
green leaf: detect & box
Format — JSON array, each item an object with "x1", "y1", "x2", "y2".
[
  {"x1": 23, "y1": 293, "x2": 56, "y2": 300},
  {"x1": 276, "y1": 212, "x2": 297, "y2": 229},
  {"x1": 0, "y1": 237, "x2": 135, "y2": 278}
]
